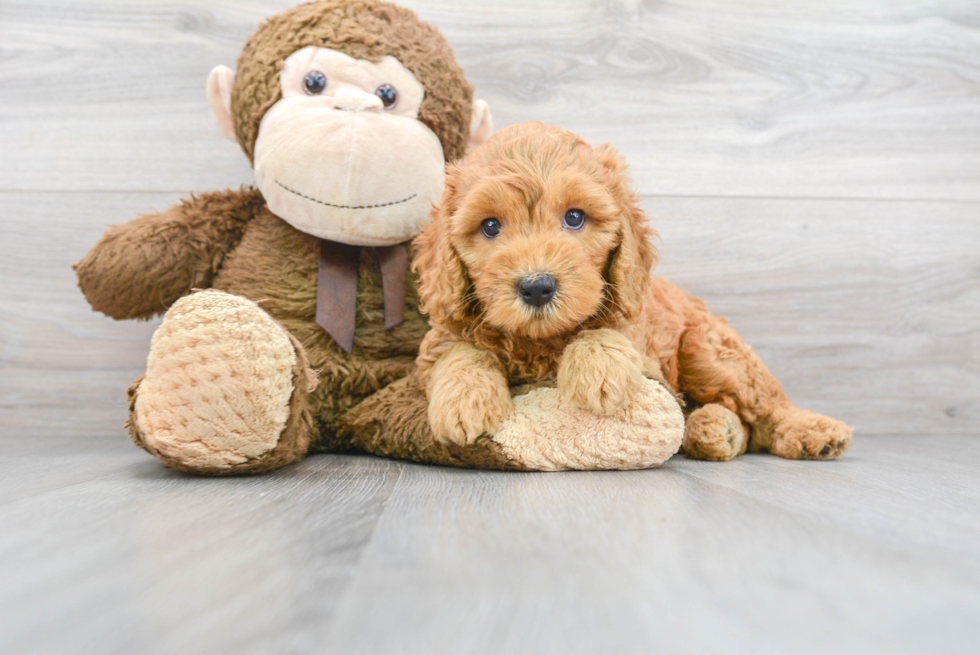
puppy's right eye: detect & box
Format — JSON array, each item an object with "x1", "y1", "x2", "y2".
[
  {"x1": 562, "y1": 208, "x2": 587, "y2": 230},
  {"x1": 480, "y1": 218, "x2": 501, "y2": 239}
]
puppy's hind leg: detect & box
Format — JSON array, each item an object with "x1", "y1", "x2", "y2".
[
  {"x1": 676, "y1": 314, "x2": 852, "y2": 460},
  {"x1": 682, "y1": 403, "x2": 749, "y2": 461}
]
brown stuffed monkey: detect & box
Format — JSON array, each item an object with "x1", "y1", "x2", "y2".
[{"x1": 75, "y1": 0, "x2": 687, "y2": 475}]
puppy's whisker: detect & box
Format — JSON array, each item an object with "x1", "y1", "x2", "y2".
[
  {"x1": 585, "y1": 294, "x2": 619, "y2": 328},
  {"x1": 601, "y1": 286, "x2": 628, "y2": 317},
  {"x1": 467, "y1": 303, "x2": 496, "y2": 339}
]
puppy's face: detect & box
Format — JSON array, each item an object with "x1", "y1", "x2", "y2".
[
  {"x1": 415, "y1": 123, "x2": 656, "y2": 341},
  {"x1": 450, "y1": 167, "x2": 621, "y2": 339}
]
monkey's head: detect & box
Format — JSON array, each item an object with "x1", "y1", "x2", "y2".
[{"x1": 206, "y1": 0, "x2": 492, "y2": 246}]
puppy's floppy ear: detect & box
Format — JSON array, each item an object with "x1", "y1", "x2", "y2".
[
  {"x1": 413, "y1": 164, "x2": 471, "y2": 327},
  {"x1": 595, "y1": 144, "x2": 658, "y2": 319}
]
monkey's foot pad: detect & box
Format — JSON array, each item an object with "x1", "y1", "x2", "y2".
[
  {"x1": 134, "y1": 290, "x2": 298, "y2": 470},
  {"x1": 342, "y1": 375, "x2": 685, "y2": 471},
  {"x1": 491, "y1": 378, "x2": 685, "y2": 470}
]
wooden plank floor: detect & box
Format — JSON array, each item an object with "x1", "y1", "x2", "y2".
[{"x1": 1, "y1": 435, "x2": 979, "y2": 654}]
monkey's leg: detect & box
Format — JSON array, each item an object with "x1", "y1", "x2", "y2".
[
  {"x1": 677, "y1": 316, "x2": 852, "y2": 461},
  {"x1": 127, "y1": 290, "x2": 316, "y2": 475},
  {"x1": 338, "y1": 375, "x2": 685, "y2": 471}
]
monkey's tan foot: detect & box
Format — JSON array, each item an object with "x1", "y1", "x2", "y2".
[
  {"x1": 341, "y1": 375, "x2": 685, "y2": 471},
  {"x1": 129, "y1": 290, "x2": 316, "y2": 475},
  {"x1": 491, "y1": 377, "x2": 685, "y2": 470},
  {"x1": 762, "y1": 406, "x2": 853, "y2": 461},
  {"x1": 682, "y1": 403, "x2": 750, "y2": 461}
]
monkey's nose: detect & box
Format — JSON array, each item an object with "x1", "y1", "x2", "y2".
[
  {"x1": 518, "y1": 274, "x2": 557, "y2": 308},
  {"x1": 331, "y1": 88, "x2": 383, "y2": 112}
]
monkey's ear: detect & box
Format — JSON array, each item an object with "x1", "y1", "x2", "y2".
[
  {"x1": 464, "y1": 99, "x2": 493, "y2": 161},
  {"x1": 206, "y1": 65, "x2": 237, "y2": 142}
]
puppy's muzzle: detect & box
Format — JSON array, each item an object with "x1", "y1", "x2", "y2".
[{"x1": 518, "y1": 274, "x2": 557, "y2": 308}]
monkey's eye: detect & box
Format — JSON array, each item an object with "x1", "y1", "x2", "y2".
[
  {"x1": 375, "y1": 84, "x2": 398, "y2": 109},
  {"x1": 303, "y1": 71, "x2": 327, "y2": 95},
  {"x1": 480, "y1": 218, "x2": 501, "y2": 239},
  {"x1": 562, "y1": 208, "x2": 587, "y2": 230}
]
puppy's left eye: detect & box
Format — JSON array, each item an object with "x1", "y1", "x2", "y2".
[
  {"x1": 481, "y1": 218, "x2": 501, "y2": 239},
  {"x1": 562, "y1": 209, "x2": 587, "y2": 230}
]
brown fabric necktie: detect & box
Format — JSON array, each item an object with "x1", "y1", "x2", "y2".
[{"x1": 316, "y1": 239, "x2": 407, "y2": 354}]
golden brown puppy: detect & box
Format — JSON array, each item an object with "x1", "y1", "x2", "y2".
[{"x1": 413, "y1": 122, "x2": 852, "y2": 461}]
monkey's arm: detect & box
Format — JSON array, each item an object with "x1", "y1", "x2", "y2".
[{"x1": 74, "y1": 187, "x2": 265, "y2": 320}]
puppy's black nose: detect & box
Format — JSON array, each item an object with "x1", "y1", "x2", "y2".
[{"x1": 518, "y1": 274, "x2": 557, "y2": 308}]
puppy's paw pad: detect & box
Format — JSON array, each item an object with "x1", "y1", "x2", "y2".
[
  {"x1": 683, "y1": 404, "x2": 747, "y2": 461},
  {"x1": 769, "y1": 409, "x2": 853, "y2": 460}
]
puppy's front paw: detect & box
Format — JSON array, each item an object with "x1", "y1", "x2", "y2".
[
  {"x1": 428, "y1": 378, "x2": 513, "y2": 446},
  {"x1": 558, "y1": 329, "x2": 644, "y2": 414}
]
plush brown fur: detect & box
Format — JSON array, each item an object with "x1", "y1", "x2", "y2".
[
  {"x1": 411, "y1": 122, "x2": 853, "y2": 460},
  {"x1": 75, "y1": 0, "x2": 476, "y2": 474},
  {"x1": 232, "y1": 0, "x2": 473, "y2": 163},
  {"x1": 74, "y1": 188, "x2": 265, "y2": 320},
  {"x1": 340, "y1": 375, "x2": 530, "y2": 470},
  {"x1": 211, "y1": 206, "x2": 429, "y2": 450},
  {"x1": 339, "y1": 372, "x2": 685, "y2": 471},
  {"x1": 83, "y1": 192, "x2": 431, "y2": 466}
]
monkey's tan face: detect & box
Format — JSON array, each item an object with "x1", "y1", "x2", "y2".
[{"x1": 253, "y1": 47, "x2": 445, "y2": 246}]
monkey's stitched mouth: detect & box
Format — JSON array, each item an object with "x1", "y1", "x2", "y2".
[{"x1": 275, "y1": 180, "x2": 417, "y2": 209}]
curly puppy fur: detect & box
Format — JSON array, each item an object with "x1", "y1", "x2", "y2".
[{"x1": 413, "y1": 122, "x2": 852, "y2": 460}]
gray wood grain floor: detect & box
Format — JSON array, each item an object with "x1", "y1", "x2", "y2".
[{"x1": 1, "y1": 435, "x2": 979, "y2": 654}]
